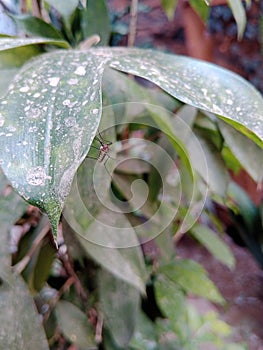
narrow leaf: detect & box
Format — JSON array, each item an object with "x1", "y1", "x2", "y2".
[
  {"x1": 190, "y1": 223, "x2": 235, "y2": 269},
  {"x1": 0, "y1": 37, "x2": 70, "y2": 50},
  {"x1": 219, "y1": 120, "x2": 263, "y2": 183},
  {"x1": 99, "y1": 269, "x2": 140, "y2": 347},
  {"x1": 227, "y1": 0, "x2": 247, "y2": 39},
  {"x1": 160, "y1": 260, "x2": 225, "y2": 304}
]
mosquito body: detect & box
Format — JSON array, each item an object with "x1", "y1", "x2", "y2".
[
  {"x1": 97, "y1": 138, "x2": 112, "y2": 163},
  {"x1": 87, "y1": 133, "x2": 114, "y2": 176}
]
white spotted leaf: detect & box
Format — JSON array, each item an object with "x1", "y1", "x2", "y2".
[
  {"x1": 0, "y1": 46, "x2": 263, "y2": 240},
  {"x1": 0, "y1": 50, "x2": 109, "y2": 237}
]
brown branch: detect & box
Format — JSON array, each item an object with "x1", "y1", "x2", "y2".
[{"x1": 128, "y1": 0, "x2": 138, "y2": 47}]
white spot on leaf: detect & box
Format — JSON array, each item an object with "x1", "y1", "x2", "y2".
[
  {"x1": 74, "y1": 66, "x2": 86, "y2": 76},
  {"x1": 48, "y1": 77, "x2": 60, "y2": 87},
  {"x1": 26, "y1": 167, "x2": 51, "y2": 186}
]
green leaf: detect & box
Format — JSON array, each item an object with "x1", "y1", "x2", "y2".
[
  {"x1": 99, "y1": 269, "x2": 140, "y2": 348},
  {"x1": 81, "y1": 0, "x2": 111, "y2": 45},
  {"x1": 63, "y1": 163, "x2": 147, "y2": 293},
  {"x1": 10, "y1": 15, "x2": 64, "y2": 39},
  {"x1": 0, "y1": 50, "x2": 107, "y2": 237},
  {"x1": 155, "y1": 275, "x2": 189, "y2": 342},
  {"x1": 0, "y1": 43, "x2": 43, "y2": 96},
  {"x1": 191, "y1": 133, "x2": 230, "y2": 197},
  {"x1": 1, "y1": 47, "x2": 263, "y2": 239},
  {"x1": 160, "y1": 0, "x2": 178, "y2": 20},
  {"x1": 103, "y1": 48, "x2": 263, "y2": 146},
  {"x1": 69, "y1": 209, "x2": 147, "y2": 293},
  {"x1": 160, "y1": 260, "x2": 225, "y2": 304},
  {"x1": 0, "y1": 37, "x2": 70, "y2": 50},
  {"x1": 227, "y1": 0, "x2": 246, "y2": 39},
  {"x1": 189, "y1": 0, "x2": 209, "y2": 22},
  {"x1": 190, "y1": 223, "x2": 235, "y2": 269},
  {"x1": 219, "y1": 120, "x2": 263, "y2": 183},
  {"x1": 130, "y1": 311, "x2": 158, "y2": 350},
  {"x1": 55, "y1": 300, "x2": 95, "y2": 349},
  {"x1": 0, "y1": 171, "x2": 27, "y2": 282},
  {"x1": 0, "y1": 275, "x2": 49, "y2": 349},
  {"x1": 45, "y1": 0, "x2": 79, "y2": 23}
]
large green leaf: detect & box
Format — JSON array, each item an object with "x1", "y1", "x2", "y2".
[
  {"x1": 1, "y1": 46, "x2": 262, "y2": 239},
  {"x1": 99, "y1": 269, "x2": 140, "y2": 348},
  {"x1": 55, "y1": 300, "x2": 95, "y2": 349},
  {"x1": 100, "y1": 48, "x2": 263, "y2": 146},
  {"x1": 160, "y1": 260, "x2": 224, "y2": 304},
  {"x1": 0, "y1": 50, "x2": 108, "y2": 237},
  {"x1": 190, "y1": 223, "x2": 235, "y2": 269},
  {"x1": 63, "y1": 161, "x2": 147, "y2": 293},
  {"x1": 0, "y1": 275, "x2": 49, "y2": 349}
]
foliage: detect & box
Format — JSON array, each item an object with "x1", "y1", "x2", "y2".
[
  {"x1": 160, "y1": 0, "x2": 247, "y2": 39},
  {"x1": 0, "y1": 1, "x2": 262, "y2": 349}
]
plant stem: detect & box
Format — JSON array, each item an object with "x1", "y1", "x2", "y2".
[{"x1": 128, "y1": 0, "x2": 138, "y2": 47}]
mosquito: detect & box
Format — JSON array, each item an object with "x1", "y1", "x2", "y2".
[{"x1": 87, "y1": 132, "x2": 115, "y2": 176}]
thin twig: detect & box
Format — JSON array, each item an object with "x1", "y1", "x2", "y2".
[
  {"x1": 128, "y1": 0, "x2": 138, "y2": 47},
  {"x1": 13, "y1": 223, "x2": 51, "y2": 274}
]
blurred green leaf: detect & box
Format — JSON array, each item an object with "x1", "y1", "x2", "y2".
[
  {"x1": 55, "y1": 300, "x2": 95, "y2": 349},
  {"x1": 221, "y1": 146, "x2": 242, "y2": 175},
  {"x1": 0, "y1": 171, "x2": 27, "y2": 282},
  {"x1": 155, "y1": 274, "x2": 189, "y2": 342},
  {"x1": 227, "y1": 0, "x2": 246, "y2": 39},
  {"x1": 0, "y1": 275, "x2": 49, "y2": 349},
  {"x1": 99, "y1": 269, "x2": 140, "y2": 348},
  {"x1": 130, "y1": 311, "x2": 158, "y2": 350},
  {"x1": 192, "y1": 133, "x2": 230, "y2": 197},
  {"x1": 160, "y1": 260, "x2": 225, "y2": 304},
  {"x1": 10, "y1": 15, "x2": 64, "y2": 39},
  {"x1": 81, "y1": 0, "x2": 111, "y2": 45},
  {"x1": 44, "y1": 0, "x2": 78, "y2": 24},
  {"x1": 0, "y1": 37, "x2": 70, "y2": 50},
  {"x1": 219, "y1": 120, "x2": 263, "y2": 183},
  {"x1": 190, "y1": 223, "x2": 235, "y2": 269},
  {"x1": 64, "y1": 161, "x2": 147, "y2": 293},
  {"x1": 160, "y1": 0, "x2": 178, "y2": 20},
  {"x1": 189, "y1": 0, "x2": 209, "y2": 22}
]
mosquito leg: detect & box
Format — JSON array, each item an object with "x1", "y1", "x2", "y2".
[
  {"x1": 103, "y1": 156, "x2": 113, "y2": 178},
  {"x1": 97, "y1": 132, "x2": 112, "y2": 146}
]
